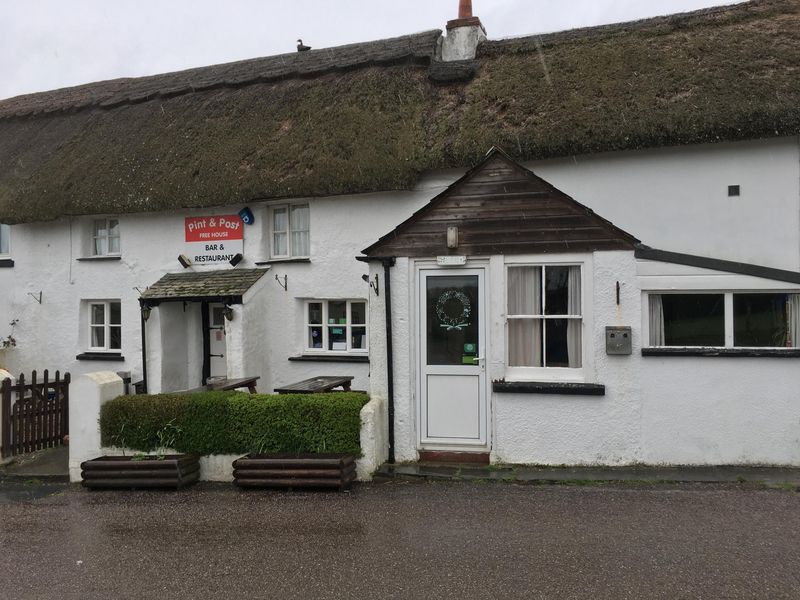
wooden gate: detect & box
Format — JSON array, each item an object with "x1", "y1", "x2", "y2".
[{"x1": 1, "y1": 370, "x2": 70, "y2": 458}]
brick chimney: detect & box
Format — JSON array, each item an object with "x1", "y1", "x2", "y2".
[{"x1": 441, "y1": 0, "x2": 487, "y2": 61}]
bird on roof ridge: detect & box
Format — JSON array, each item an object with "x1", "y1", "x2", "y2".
[{"x1": 297, "y1": 39, "x2": 311, "y2": 52}]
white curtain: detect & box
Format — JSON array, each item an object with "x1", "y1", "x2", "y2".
[
  {"x1": 788, "y1": 294, "x2": 800, "y2": 348},
  {"x1": 649, "y1": 294, "x2": 665, "y2": 346},
  {"x1": 291, "y1": 204, "x2": 310, "y2": 256},
  {"x1": 567, "y1": 266, "x2": 582, "y2": 368},
  {"x1": 508, "y1": 267, "x2": 542, "y2": 367}
]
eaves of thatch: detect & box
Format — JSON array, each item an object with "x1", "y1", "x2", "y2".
[{"x1": 0, "y1": 0, "x2": 798, "y2": 224}]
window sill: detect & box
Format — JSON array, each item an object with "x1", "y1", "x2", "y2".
[
  {"x1": 289, "y1": 354, "x2": 369, "y2": 363},
  {"x1": 492, "y1": 380, "x2": 605, "y2": 396},
  {"x1": 642, "y1": 347, "x2": 800, "y2": 358},
  {"x1": 76, "y1": 256, "x2": 122, "y2": 262},
  {"x1": 255, "y1": 258, "x2": 311, "y2": 265},
  {"x1": 0, "y1": 258, "x2": 13, "y2": 268},
  {"x1": 76, "y1": 352, "x2": 125, "y2": 362}
]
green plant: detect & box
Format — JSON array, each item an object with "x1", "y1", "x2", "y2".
[{"x1": 100, "y1": 391, "x2": 369, "y2": 456}]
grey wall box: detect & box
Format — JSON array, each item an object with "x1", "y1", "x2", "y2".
[{"x1": 606, "y1": 326, "x2": 632, "y2": 355}]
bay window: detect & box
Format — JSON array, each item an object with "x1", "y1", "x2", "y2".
[
  {"x1": 507, "y1": 265, "x2": 582, "y2": 374},
  {"x1": 648, "y1": 292, "x2": 800, "y2": 348},
  {"x1": 305, "y1": 300, "x2": 367, "y2": 353}
]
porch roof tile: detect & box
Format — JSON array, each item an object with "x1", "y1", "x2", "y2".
[{"x1": 140, "y1": 268, "x2": 268, "y2": 301}]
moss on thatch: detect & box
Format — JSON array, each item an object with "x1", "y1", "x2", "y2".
[{"x1": 1, "y1": 0, "x2": 799, "y2": 223}]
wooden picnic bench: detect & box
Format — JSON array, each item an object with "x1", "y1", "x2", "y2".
[
  {"x1": 274, "y1": 375, "x2": 354, "y2": 394},
  {"x1": 180, "y1": 376, "x2": 259, "y2": 394}
]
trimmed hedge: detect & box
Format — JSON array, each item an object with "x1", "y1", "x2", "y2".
[{"x1": 100, "y1": 392, "x2": 369, "y2": 456}]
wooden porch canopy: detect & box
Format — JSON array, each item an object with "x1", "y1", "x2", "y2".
[
  {"x1": 361, "y1": 147, "x2": 640, "y2": 258},
  {"x1": 139, "y1": 268, "x2": 268, "y2": 306}
]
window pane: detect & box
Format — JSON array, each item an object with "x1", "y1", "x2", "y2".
[
  {"x1": 0, "y1": 224, "x2": 9, "y2": 255},
  {"x1": 662, "y1": 294, "x2": 725, "y2": 346},
  {"x1": 108, "y1": 219, "x2": 119, "y2": 235},
  {"x1": 91, "y1": 304, "x2": 105, "y2": 325},
  {"x1": 273, "y1": 208, "x2": 288, "y2": 232},
  {"x1": 308, "y1": 302, "x2": 322, "y2": 324},
  {"x1": 508, "y1": 319, "x2": 543, "y2": 367},
  {"x1": 351, "y1": 327, "x2": 367, "y2": 350},
  {"x1": 291, "y1": 231, "x2": 309, "y2": 256},
  {"x1": 91, "y1": 326, "x2": 105, "y2": 348},
  {"x1": 329, "y1": 301, "x2": 347, "y2": 324},
  {"x1": 273, "y1": 232, "x2": 287, "y2": 256},
  {"x1": 328, "y1": 326, "x2": 347, "y2": 351},
  {"x1": 309, "y1": 326, "x2": 323, "y2": 349},
  {"x1": 545, "y1": 266, "x2": 571, "y2": 315},
  {"x1": 426, "y1": 275, "x2": 479, "y2": 366},
  {"x1": 351, "y1": 302, "x2": 366, "y2": 325},
  {"x1": 109, "y1": 326, "x2": 122, "y2": 350},
  {"x1": 109, "y1": 302, "x2": 121, "y2": 325},
  {"x1": 290, "y1": 205, "x2": 309, "y2": 232},
  {"x1": 108, "y1": 235, "x2": 120, "y2": 254},
  {"x1": 545, "y1": 319, "x2": 572, "y2": 367},
  {"x1": 93, "y1": 237, "x2": 104, "y2": 255},
  {"x1": 93, "y1": 219, "x2": 107, "y2": 237},
  {"x1": 734, "y1": 294, "x2": 788, "y2": 347},
  {"x1": 508, "y1": 267, "x2": 541, "y2": 315}
]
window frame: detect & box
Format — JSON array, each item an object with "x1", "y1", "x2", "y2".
[
  {"x1": 304, "y1": 299, "x2": 368, "y2": 355},
  {"x1": 504, "y1": 259, "x2": 587, "y2": 382},
  {"x1": 270, "y1": 203, "x2": 310, "y2": 259},
  {"x1": 87, "y1": 300, "x2": 122, "y2": 353},
  {"x1": 644, "y1": 290, "x2": 799, "y2": 349},
  {"x1": 91, "y1": 218, "x2": 121, "y2": 257},
  {"x1": 0, "y1": 223, "x2": 10, "y2": 257}
]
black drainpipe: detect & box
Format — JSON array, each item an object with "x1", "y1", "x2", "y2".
[
  {"x1": 139, "y1": 300, "x2": 149, "y2": 394},
  {"x1": 382, "y1": 257, "x2": 397, "y2": 464}
]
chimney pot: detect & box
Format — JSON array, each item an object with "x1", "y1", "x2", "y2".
[{"x1": 459, "y1": 0, "x2": 473, "y2": 19}]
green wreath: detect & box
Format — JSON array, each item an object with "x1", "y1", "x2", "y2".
[{"x1": 436, "y1": 290, "x2": 471, "y2": 331}]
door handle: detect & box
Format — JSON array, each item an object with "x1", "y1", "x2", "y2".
[{"x1": 472, "y1": 356, "x2": 485, "y2": 365}]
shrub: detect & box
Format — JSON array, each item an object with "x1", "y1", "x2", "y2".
[{"x1": 100, "y1": 392, "x2": 369, "y2": 456}]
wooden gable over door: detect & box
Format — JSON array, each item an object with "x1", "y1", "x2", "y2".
[{"x1": 362, "y1": 148, "x2": 639, "y2": 258}]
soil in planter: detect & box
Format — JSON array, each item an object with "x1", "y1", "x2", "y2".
[
  {"x1": 232, "y1": 453, "x2": 356, "y2": 491},
  {"x1": 81, "y1": 455, "x2": 200, "y2": 489}
]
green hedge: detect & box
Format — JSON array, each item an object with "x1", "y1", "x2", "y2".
[{"x1": 100, "y1": 392, "x2": 369, "y2": 456}]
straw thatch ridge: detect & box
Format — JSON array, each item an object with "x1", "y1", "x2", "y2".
[{"x1": 1, "y1": 0, "x2": 798, "y2": 223}]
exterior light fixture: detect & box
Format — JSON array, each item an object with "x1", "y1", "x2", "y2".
[
  {"x1": 178, "y1": 254, "x2": 192, "y2": 268},
  {"x1": 222, "y1": 305, "x2": 234, "y2": 321},
  {"x1": 229, "y1": 253, "x2": 243, "y2": 267},
  {"x1": 447, "y1": 226, "x2": 459, "y2": 249},
  {"x1": 141, "y1": 305, "x2": 152, "y2": 322}
]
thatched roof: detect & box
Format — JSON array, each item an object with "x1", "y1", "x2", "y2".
[{"x1": 1, "y1": 0, "x2": 798, "y2": 224}]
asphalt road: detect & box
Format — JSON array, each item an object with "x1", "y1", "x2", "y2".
[{"x1": 1, "y1": 481, "x2": 798, "y2": 599}]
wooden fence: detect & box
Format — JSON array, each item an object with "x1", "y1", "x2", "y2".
[{"x1": 1, "y1": 370, "x2": 70, "y2": 458}]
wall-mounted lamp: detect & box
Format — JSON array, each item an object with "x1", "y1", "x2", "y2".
[
  {"x1": 229, "y1": 253, "x2": 243, "y2": 267},
  {"x1": 222, "y1": 305, "x2": 234, "y2": 321},
  {"x1": 447, "y1": 226, "x2": 459, "y2": 249},
  {"x1": 141, "y1": 305, "x2": 152, "y2": 322},
  {"x1": 178, "y1": 254, "x2": 192, "y2": 269},
  {"x1": 238, "y1": 207, "x2": 255, "y2": 225},
  {"x1": 361, "y1": 273, "x2": 380, "y2": 297}
]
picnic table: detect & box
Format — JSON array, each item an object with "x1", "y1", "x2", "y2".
[
  {"x1": 181, "y1": 376, "x2": 259, "y2": 394},
  {"x1": 274, "y1": 375, "x2": 354, "y2": 394}
]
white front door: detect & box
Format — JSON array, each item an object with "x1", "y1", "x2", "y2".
[
  {"x1": 208, "y1": 303, "x2": 227, "y2": 378},
  {"x1": 419, "y1": 268, "x2": 488, "y2": 448}
]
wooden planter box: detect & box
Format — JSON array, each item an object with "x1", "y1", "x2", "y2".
[
  {"x1": 233, "y1": 453, "x2": 356, "y2": 491},
  {"x1": 80, "y1": 455, "x2": 200, "y2": 489}
]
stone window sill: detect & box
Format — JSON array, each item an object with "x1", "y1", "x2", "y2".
[
  {"x1": 0, "y1": 258, "x2": 13, "y2": 268},
  {"x1": 76, "y1": 352, "x2": 125, "y2": 362},
  {"x1": 76, "y1": 256, "x2": 122, "y2": 262},
  {"x1": 642, "y1": 347, "x2": 800, "y2": 358},
  {"x1": 255, "y1": 258, "x2": 311, "y2": 265},
  {"x1": 288, "y1": 354, "x2": 369, "y2": 363},
  {"x1": 492, "y1": 380, "x2": 605, "y2": 396}
]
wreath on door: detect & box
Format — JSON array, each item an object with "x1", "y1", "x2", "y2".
[{"x1": 436, "y1": 290, "x2": 471, "y2": 331}]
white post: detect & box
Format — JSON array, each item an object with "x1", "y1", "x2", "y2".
[{"x1": 68, "y1": 371, "x2": 124, "y2": 483}]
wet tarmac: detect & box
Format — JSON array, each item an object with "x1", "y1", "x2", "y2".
[{"x1": 1, "y1": 480, "x2": 798, "y2": 599}]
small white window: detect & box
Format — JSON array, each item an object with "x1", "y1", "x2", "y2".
[
  {"x1": 271, "y1": 204, "x2": 309, "y2": 258},
  {"x1": 0, "y1": 223, "x2": 10, "y2": 256},
  {"x1": 92, "y1": 218, "x2": 120, "y2": 256},
  {"x1": 305, "y1": 300, "x2": 367, "y2": 353},
  {"x1": 88, "y1": 301, "x2": 122, "y2": 351}
]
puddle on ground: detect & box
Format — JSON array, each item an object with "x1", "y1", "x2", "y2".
[{"x1": 0, "y1": 481, "x2": 67, "y2": 503}]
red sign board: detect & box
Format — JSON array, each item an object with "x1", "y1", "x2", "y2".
[{"x1": 185, "y1": 215, "x2": 243, "y2": 242}]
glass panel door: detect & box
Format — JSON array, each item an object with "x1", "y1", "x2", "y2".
[{"x1": 425, "y1": 275, "x2": 479, "y2": 366}]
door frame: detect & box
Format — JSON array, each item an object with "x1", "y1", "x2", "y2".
[{"x1": 415, "y1": 262, "x2": 490, "y2": 451}]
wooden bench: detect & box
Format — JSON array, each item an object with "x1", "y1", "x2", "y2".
[
  {"x1": 180, "y1": 376, "x2": 259, "y2": 394},
  {"x1": 274, "y1": 375, "x2": 354, "y2": 394}
]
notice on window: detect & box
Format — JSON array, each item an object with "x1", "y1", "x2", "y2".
[{"x1": 185, "y1": 215, "x2": 244, "y2": 265}]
